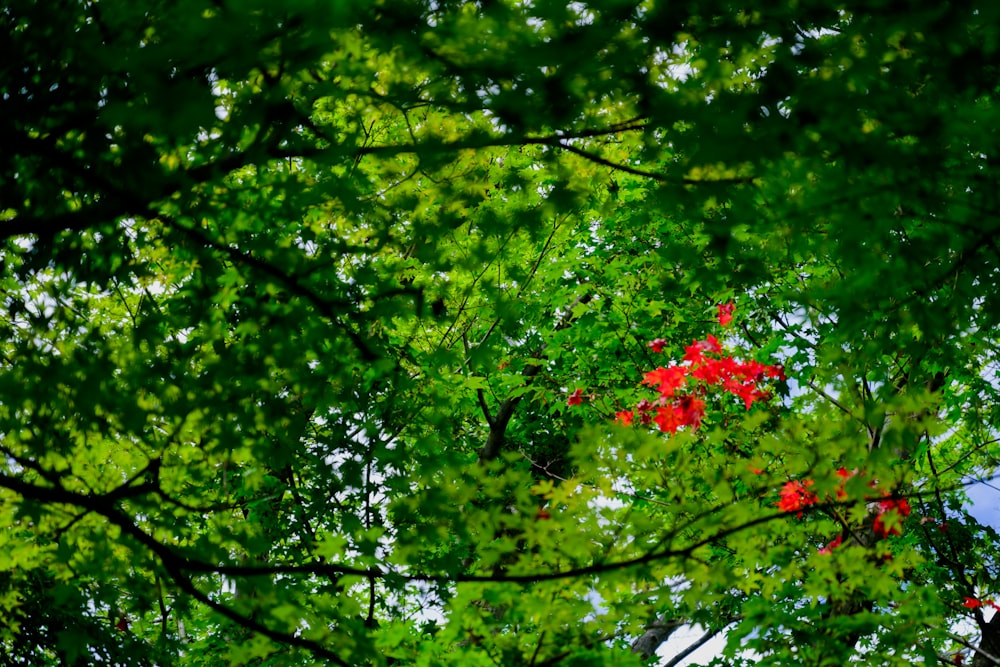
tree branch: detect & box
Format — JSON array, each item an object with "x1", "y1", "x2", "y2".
[
  {"x1": 631, "y1": 616, "x2": 684, "y2": 659},
  {"x1": 662, "y1": 625, "x2": 727, "y2": 667}
]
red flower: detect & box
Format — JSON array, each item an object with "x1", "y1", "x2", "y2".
[
  {"x1": 648, "y1": 338, "x2": 668, "y2": 353},
  {"x1": 718, "y1": 302, "x2": 735, "y2": 326},
  {"x1": 567, "y1": 388, "x2": 584, "y2": 406},
  {"x1": 776, "y1": 480, "x2": 817, "y2": 514},
  {"x1": 614, "y1": 410, "x2": 634, "y2": 426}
]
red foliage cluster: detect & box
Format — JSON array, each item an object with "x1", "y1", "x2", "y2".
[
  {"x1": 647, "y1": 338, "x2": 668, "y2": 353},
  {"x1": 776, "y1": 480, "x2": 817, "y2": 515},
  {"x1": 607, "y1": 305, "x2": 784, "y2": 433},
  {"x1": 777, "y1": 466, "x2": 915, "y2": 551},
  {"x1": 572, "y1": 304, "x2": 784, "y2": 422},
  {"x1": 718, "y1": 302, "x2": 735, "y2": 326},
  {"x1": 587, "y1": 303, "x2": 928, "y2": 563},
  {"x1": 873, "y1": 498, "x2": 912, "y2": 538},
  {"x1": 624, "y1": 334, "x2": 784, "y2": 433},
  {"x1": 817, "y1": 534, "x2": 843, "y2": 556},
  {"x1": 962, "y1": 597, "x2": 1000, "y2": 612}
]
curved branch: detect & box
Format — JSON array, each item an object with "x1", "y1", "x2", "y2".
[
  {"x1": 0, "y1": 471, "x2": 352, "y2": 664},
  {"x1": 631, "y1": 617, "x2": 684, "y2": 659},
  {"x1": 662, "y1": 625, "x2": 728, "y2": 667}
]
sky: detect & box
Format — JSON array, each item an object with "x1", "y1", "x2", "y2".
[{"x1": 965, "y1": 476, "x2": 1000, "y2": 530}]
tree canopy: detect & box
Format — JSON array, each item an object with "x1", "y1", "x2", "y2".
[{"x1": 3, "y1": 0, "x2": 1000, "y2": 665}]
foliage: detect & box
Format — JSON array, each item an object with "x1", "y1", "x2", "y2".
[{"x1": 2, "y1": 0, "x2": 1000, "y2": 665}]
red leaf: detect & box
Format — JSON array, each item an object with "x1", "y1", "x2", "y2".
[
  {"x1": 567, "y1": 388, "x2": 584, "y2": 406},
  {"x1": 653, "y1": 406, "x2": 684, "y2": 434},
  {"x1": 642, "y1": 366, "x2": 687, "y2": 398},
  {"x1": 683, "y1": 341, "x2": 706, "y2": 365},
  {"x1": 874, "y1": 498, "x2": 912, "y2": 538},
  {"x1": 614, "y1": 410, "x2": 634, "y2": 426},
  {"x1": 717, "y1": 302, "x2": 735, "y2": 326},
  {"x1": 776, "y1": 480, "x2": 817, "y2": 514},
  {"x1": 835, "y1": 467, "x2": 854, "y2": 498},
  {"x1": 675, "y1": 395, "x2": 706, "y2": 429},
  {"x1": 818, "y1": 534, "x2": 843, "y2": 555}
]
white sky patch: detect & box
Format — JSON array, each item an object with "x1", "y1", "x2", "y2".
[{"x1": 965, "y1": 476, "x2": 1000, "y2": 530}]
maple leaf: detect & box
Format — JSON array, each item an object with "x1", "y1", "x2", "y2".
[
  {"x1": 683, "y1": 341, "x2": 706, "y2": 365},
  {"x1": 686, "y1": 336, "x2": 723, "y2": 365},
  {"x1": 567, "y1": 388, "x2": 584, "y2": 406},
  {"x1": 776, "y1": 480, "x2": 817, "y2": 514},
  {"x1": 653, "y1": 406, "x2": 683, "y2": 433},
  {"x1": 835, "y1": 467, "x2": 854, "y2": 498},
  {"x1": 724, "y1": 381, "x2": 763, "y2": 409},
  {"x1": 648, "y1": 338, "x2": 668, "y2": 353},
  {"x1": 614, "y1": 410, "x2": 634, "y2": 426},
  {"x1": 874, "y1": 498, "x2": 912, "y2": 537},
  {"x1": 738, "y1": 360, "x2": 771, "y2": 382},
  {"x1": 766, "y1": 364, "x2": 786, "y2": 380},
  {"x1": 642, "y1": 366, "x2": 687, "y2": 398},
  {"x1": 818, "y1": 534, "x2": 843, "y2": 555},
  {"x1": 881, "y1": 498, "x2": 912, "y2": 516},
  {"x1": 691, "y1": 359, "x2": 722, "y2": 384},
  {"x1": 702, "y1": 356, "x2": 742, "y2": 385},
  {"x1": 718, "y1": 302, "x2": 735, "y2": 326},
  {"x1": 676, "y1": 395, "x2": 706, "y2": 429}
]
